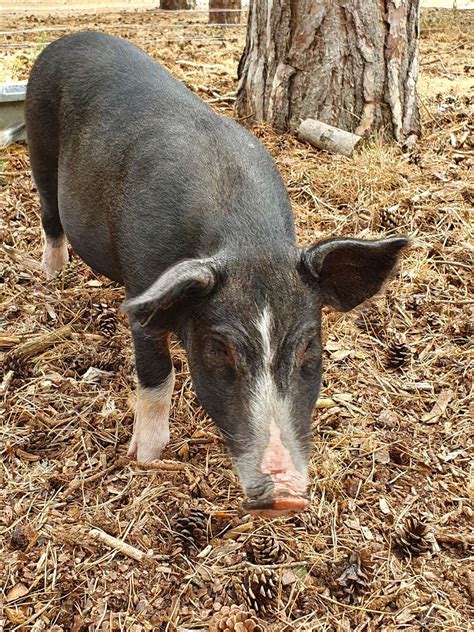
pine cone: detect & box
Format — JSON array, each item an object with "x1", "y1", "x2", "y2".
[
  {"x1": 378, "y1": 205, "x2": 399, "y2": 231},
  {"x1": 3, "y1": 351, "x2": 29, "y2": 379},
  {"x1": 59, "y1": 264, "x2": 80, "y2": 288},
  {"x1": 386, "y1": 338, "x2": 410, "y2": 369},
  {"x1": 235, "y1": 569, "x2": 278, "y2": 615},
  {"x1": 97, "y1": 311, "x2": 117, "y2": 338},
  {"x1": 173, "y1": 509, "x2": 208, "y2": 554},
  {"x1": 209, "y1": 604, "x2": 264, "y2": 632},
  {"x1": 405, "y1": 294, "x2": 424, "y2": 316},
  {"x1": 334, "y1": 550, "x2": 371, "y2": 600},
  {"x1": 246, "y1": 535, "x2": 285, "y2": 565},
  {"x1": 93, "y1": 303, "x2": 117, "y2": 338},
  {"x1": 295, "y1": 590, "x2": 320, "y2": 617},
  {"x1": 394, "y1": 516, "x2": 429, "y2": 557},
  {"x1": 65, "y1": 348, "x2": 120, "y2": 376}
]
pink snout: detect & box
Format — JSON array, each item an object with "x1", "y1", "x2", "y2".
[{"x1": 242, "y1": 420, "x2": 309, "y2": 517}]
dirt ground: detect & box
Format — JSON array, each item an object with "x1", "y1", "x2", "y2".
[{"x1": 1, "y1": 6, "x2": 473, "y2": 632}]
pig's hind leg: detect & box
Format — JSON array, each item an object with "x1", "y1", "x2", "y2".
[
  {"x1": 128, "y1": 327, "x2": 175, "y2": 463},
  {"x1": 27, "y1": 118, "x2": 68, "y2": 277}
]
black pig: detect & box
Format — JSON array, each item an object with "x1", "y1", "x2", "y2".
[{"x1": 25, "y1": 32, "x2": 407, "y2": 516}]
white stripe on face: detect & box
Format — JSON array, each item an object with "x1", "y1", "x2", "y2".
[
  {"x1": 127, "y1": 368, "x2": 175, "y2": 463},
  {"x1": 246, "y1": 307, "x2": 307, "y2": 496}
]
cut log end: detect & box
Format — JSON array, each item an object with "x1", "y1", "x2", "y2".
[{"x1": 297, "y1": 119, "x2": 363, "y2": 157}]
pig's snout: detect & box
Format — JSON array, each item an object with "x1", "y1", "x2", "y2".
[
  {"x1": 243, "y1": 494, "x2": 309, "y2": 517},
  {"x1": 238, "y1": 420, "x2": 309, "y2": 517},
  {"x1": 243, "y1": 478, "x2": 309, "y2": 517}
]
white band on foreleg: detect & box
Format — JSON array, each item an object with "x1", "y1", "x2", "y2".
[
  {"x1": 42, "y1": 232, "x2": 69, "y2": 278},
  {"x1": 128, "y1": 368, "x2": 175, "y2": 463}
]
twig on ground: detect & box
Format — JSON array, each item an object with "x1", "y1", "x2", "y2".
[
  {"x1": 88, "y1": 528, "x2": 146, "y2": 562},
  {"x1": 10, "y1": 324, "x2": 77, "y2": 361},
  {"x1": 61, "y1": 456, "x2": 129, "y2": 499}
]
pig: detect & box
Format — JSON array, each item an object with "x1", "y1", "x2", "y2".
[{"x1": 25, "y1": 32, "x2": 408, "y2": 516}]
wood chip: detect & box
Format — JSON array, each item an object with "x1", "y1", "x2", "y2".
[
  {"x1": 421, "y1": 389, "x2": 454, "y2": 424},
  {"x1": 6, "y1": 583, "x2": 29, "y2": 601}
]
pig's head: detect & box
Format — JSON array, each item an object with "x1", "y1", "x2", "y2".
[{"x1": 124, "y1": 236, "x2": 408, "y2": 516}]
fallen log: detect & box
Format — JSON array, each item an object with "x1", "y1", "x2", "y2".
[{"x1": 297, "y1": 118, "x2": 362, "y2": 157}]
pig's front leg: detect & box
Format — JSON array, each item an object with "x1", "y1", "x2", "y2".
[{"x1": 128, "y1": 326, "x2": 175, "y2": 463}]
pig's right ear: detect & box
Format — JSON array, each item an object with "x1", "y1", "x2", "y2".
[{"x1": 122, "y1": 258, "x2": 218, "y2": 326}]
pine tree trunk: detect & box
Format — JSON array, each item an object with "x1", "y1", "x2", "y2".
[
  {"x1": 209, "y1": 0, "x2": 241, "y2": 24},
  {"x1": 236, "y1": 0, "x2": 421, "y2": 141},
  {"x1": 160, "y1": 0, "x2": 191, "y2": 10}
]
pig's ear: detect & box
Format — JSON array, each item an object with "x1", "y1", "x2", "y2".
[
  {"x1": 122, "y1": 258, "x2": 218, "y2": 326},
  {"x1": 302, "y1": 236, "x2": 409, "y2": 312}
]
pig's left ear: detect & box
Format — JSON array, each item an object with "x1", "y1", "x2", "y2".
[
  {"x1": 122, "y1": 257, "x2": 219, "y2": 326},
  {"x1": 301, "y1": 236, "x2": 409, "y2": 312}
]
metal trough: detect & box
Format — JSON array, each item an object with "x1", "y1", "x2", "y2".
[{"x1": 0, "y1": 81, "x2": 27, "y2": 144}]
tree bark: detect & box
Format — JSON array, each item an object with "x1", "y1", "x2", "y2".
[
  {"x1": 236, "y1": 1, "x2": 421, "y2": 141},
  {"x1": 160, "y1": 0, "x2": 191, "y2": 10},
  {"x1": 209, "y1": 0, "x2": 241, "y2": 24}
]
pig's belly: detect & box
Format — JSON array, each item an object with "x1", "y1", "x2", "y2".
[{"x1": 58, "y1": 199, "x2": 123, "y2": 284}]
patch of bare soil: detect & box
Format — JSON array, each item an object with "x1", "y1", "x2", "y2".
[{"x1": 1, "y1": 8, "x2": 473, "y2": 631}]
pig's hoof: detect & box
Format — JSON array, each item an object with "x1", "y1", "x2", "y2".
[
  {"x1": 127, "y1": 436, "x2": 138, "y2": 458},
  {"x1": 127, "y1": 434, "x2": 166, "y2": 463},
  {"x1": 42, "y1": 237, "x2": 69, "y2": 278}
]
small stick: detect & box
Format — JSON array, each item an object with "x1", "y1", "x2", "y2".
[
  {"x1": 206, "y1": 95, "x2": 236, "y2": 104},
  {"x1": 435, "y1": 532, "x2": 474, "y2": 546},
  {"x1": 132, "y1": 459, "x2": 190, "y2": 472},
  {"x1": 1, "y1": 243, "x2": 43, "y2": 273},
  {"x1": 315, "y1": 397, "x2": 336, "y2": 409},
  {"x1": 0, "y1": 335, "x2": 20, "y2": 349},
  {"x1": 0, "y1": 370, "x2": 14, "y2": 396},
  {"x1": 88, "y1": 528, "x2": 145, "y2": 562},
  {"x1": 12, "y1": 324, "x2": 76, "y2": 361},
  {"x1": 61, "y1": 456, "x2": 129, "y2": 499},
  {"x1": 224, "y1": 560, "x2": 308, "y2": 571}
]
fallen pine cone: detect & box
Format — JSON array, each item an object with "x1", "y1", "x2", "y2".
[
  {"x1": 209, "y1": 604, "x2": 264, "y2": 632},
  {"x1": 386, "y1": 338, "x2": 410, "y2": 369},
  {"x1": 378, "y1": 205, "x2": 400, "y2": 231},
  {"x1": 394, "y1": 516, "x2": 429, "y2": 557},
  {"x1": 3, "y1": 351, "x2": 29, "y2": 379},
  {"x1": 234, "y1": 568, "x2": 278, "y2": 615},
  {"x1": 93, "y1": 302, "x2": 118, "y2": 337},
  {"x1": 333, "y1": 549, "x2": 373, "y2": 602},
  {"x1": 246, "y1": 535, "x2": 286, "y2": 565},
  {"x1": 173, "y1": 509, "x2": 208, "y2": 554},
  {"x1": 65, "y1": 347, "x2": 121, "y2": 376}
]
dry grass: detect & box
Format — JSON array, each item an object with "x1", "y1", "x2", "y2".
[{"x1": 1, "y1": 7, "x2": 473, "y2": 631}]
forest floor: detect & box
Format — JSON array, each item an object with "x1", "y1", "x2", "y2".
[{"x1": 0, "y1": 7, "x2": 473, "y2": 632}]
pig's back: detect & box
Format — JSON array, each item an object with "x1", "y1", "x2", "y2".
[{"x1": 26, "y1": 32, "x2": 295, "y2": 290}]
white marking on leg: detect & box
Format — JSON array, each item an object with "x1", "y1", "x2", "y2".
[
  {"x1": 42, "y1": 232, "x2": 69, "y2": 278},
  {"x1": 240, "y1": 306, "x2": 307, "y2": 497},
  {"x1": 128, "y1": 368, "x2": 175, "y2": 463}
]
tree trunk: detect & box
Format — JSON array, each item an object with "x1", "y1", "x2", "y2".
[
  {"x1": 160, "y1": 0, "x2": 191, "y2": 10},
  {"x1": 236, "y1": 1, "x2": 421, "y2": 141},
  {"x1": 209, "y1": 0, "x2": 241, "y2": 24}
]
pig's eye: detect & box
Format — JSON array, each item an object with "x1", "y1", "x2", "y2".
[
  {"x1": 206, "y1": 337, "x2": 235, "y2": 366},
  {"x1": 297, "y1": 336, "x2": 320, "y2": 369}
]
